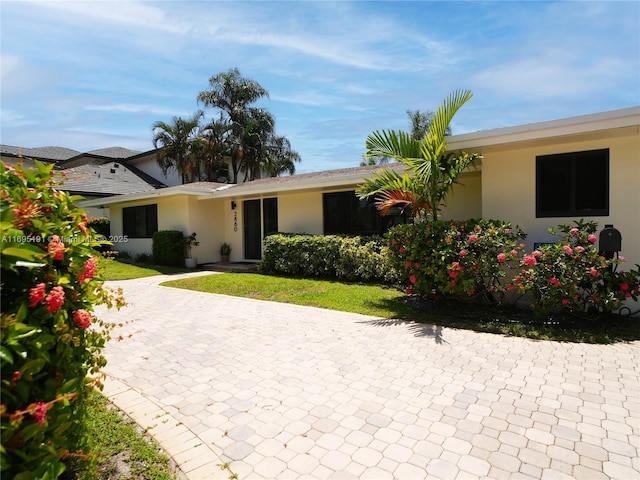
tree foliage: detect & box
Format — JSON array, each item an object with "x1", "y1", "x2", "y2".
[
  {"x1": 1, "y1": 161, "x2": 124, "y2": 478},
  {"x1": 357, "y1": 90, "x2": 480, "y2": 220}
]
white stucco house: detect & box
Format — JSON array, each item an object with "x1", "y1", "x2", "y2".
[{"x1": 77, "y1": 107, "x2": 639, "y2": 271}]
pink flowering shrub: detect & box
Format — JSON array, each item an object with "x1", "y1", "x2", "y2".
[
  {"x1": 1, "y1": 161, "x2": 124, "y2": 478},
  {"x1": 387, "y1": 219, "x2": 526, "y2": 303},
  {"x1": 513, "y1": 221, "x2": 640, "y2": 318}
]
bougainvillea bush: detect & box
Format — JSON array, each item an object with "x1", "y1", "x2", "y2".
[
  {"x1": 1, "y1": 161, "x2": 124, "y2": 478},
  {"x1": 387, "y1": 219, "x2": 527, "y2": 304},
  {"x1": 514, "y1": 221, "x2": 640, "y2": 318}
]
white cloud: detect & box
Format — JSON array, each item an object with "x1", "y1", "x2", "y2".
[{"x1": 21, "y1": 0, "x2": 189, "y2": 33}]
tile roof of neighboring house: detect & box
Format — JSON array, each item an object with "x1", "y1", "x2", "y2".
[
  {"x1": 0, "y1": 145, "x2": 82, "y2": 161},
  {"x1": 85, "y1": 147, "x2": 143, "y2": 158},
  {"x1": 1, "y1": 144, "x2": 166, "y2": 194},
  {"x1": 60, "y1": 162, "x2": 158, "y2": 196}
]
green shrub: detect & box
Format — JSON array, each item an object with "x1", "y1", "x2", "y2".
[
  {"x1": 262, "y1": 234, "x2": 400, "y2": 284},
  {"x1": 87, "y1": 216, "x2": 110, "y2": 237},
  {"x1": 1, "y1": 161, "x2": 124, "y2": 478},
  {"x1": 387, "y1": 219, "x2": 526, "y2": 303},
  {"x1": 152, "y1": 230, "x2": 184, "y2": 267},
  {"x1": 515, "y1": 220, "x2": 640, "y2": 318}
]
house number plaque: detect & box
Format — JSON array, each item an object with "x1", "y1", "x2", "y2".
[{"x1": 234, "y1": 211, "x2": 238, "y2": 232}]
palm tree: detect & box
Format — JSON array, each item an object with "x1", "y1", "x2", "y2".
[
  {"x1": 197, "y1": 68, "x2": 270, "y2": 183},
  {"x1": 407, "y1": 109, "x2": 452, "y2": 140},
  {"x1": 264, "y1": 135, "x2": 301, "y2": 177},
  {"x1": 152, "y1": 111, "x2": 204, "y2": 184},
  {"x1": 199, "y1": 114, "x2": 233, "y2": 182},
  {"x1": 357, "y1": 90, "x2": 481, "y2": 221}
]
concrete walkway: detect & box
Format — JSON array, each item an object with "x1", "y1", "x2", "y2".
[{"x1": 95, "y1": 272, "x2": 640, "y2": 480}]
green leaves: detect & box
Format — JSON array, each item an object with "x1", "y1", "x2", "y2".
[
  {"x1": 359, "y1": 90, "x2": 480, "y2": 220},
  {"x1": 1, "y1": 161, "x2": 120, "y2": 477}
]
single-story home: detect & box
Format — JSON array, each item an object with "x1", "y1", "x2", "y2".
[{"x1": 79, "y1": 107, "x2": 639, "y2": 271}]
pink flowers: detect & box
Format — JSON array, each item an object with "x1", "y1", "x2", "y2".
[
  {"x1": 72, "y1": 310, "x2": 92, "y2": 329},
  {"x1": 47, "y1": 235, "x2": 65, "y2": 261},
  {"x1": 497, "y1": 253, "x2": 506, "y2": 263},
  {"x1": 549, "y1": 277, "x2": 561, "y2": 287},
  {"x1": 459, "y1": 249, "x2": 468, "y2": 257},
  {"x1": 590, "y1": 267, "x2": 600, "y2": 278},
  {"x1": 45, "y1": 286, "x2": 65, "y2": 313},
  {"x1": 532, "y1": 250, "x2": 543, "y2": 258},
  {"x1": 78, "y1": 257, "x2": 98, "y2": 283},
  {"x1": 32, "y1": 402, "x2": 48, "y2": 426},
  {"x1": 620, "y1": 282, "x2": 629, "y2": 291},
  {"x1": 29, "y1": 283, "x2": 46, "y2": 307},
  {"x1": 409, "y1": 275, "x2": 417, "y2": 284},
  {"x1": 563, "y1": 245, "x2": 573, "y2": 256},
  {"x1": 30, "y1": 284, "x2": 65, "y2": 313},
  {"x1": 569, "y1": 228, "x2": 579, "y2": 235},
  {"x1": 523, "y1": 255, "x2": 537, "y2": 266},
  {"x1": 575, "y1": 246, "x2": 585, "y2": 253},
  {"x1": 588, "y1": 234, "x2": 597, "y2": 244},
  {"x1": 468, "y1": 234, "x2": 478, "y2": 242},
  {"x1": 405, "y1": 287, "x2": 413, "y2": 295},
  {"x1": 510, "y1": 249, "x2": 519, "y2": 257}
]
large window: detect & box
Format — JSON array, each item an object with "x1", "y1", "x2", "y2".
[
  {"x1": 323, "y1": 191, "x2": 407, "y2": 235},
  {"x1": 536, "y1": 149, "x2": 609, "y2": 218},
  {"x1": 123, "y1": 204, "x2": 158, "y2": 238}
]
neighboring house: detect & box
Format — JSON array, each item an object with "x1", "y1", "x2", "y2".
[
  {"x1": 78, "y1": 107, "x2": 639, "y2": 271},
  {"x1": 1, "y1": 145, "x2": 166, "y2": 218}
]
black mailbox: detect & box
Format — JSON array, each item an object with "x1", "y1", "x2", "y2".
[{"x1": 599, "y1": 224, "x2": 622, "y2": 257}]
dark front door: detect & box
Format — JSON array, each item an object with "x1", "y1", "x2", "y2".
[{"x1": 243, "y1": 199, "x2": 262, "y2": 260}]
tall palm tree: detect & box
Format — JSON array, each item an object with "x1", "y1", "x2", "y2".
[
  {"x1": 197, "y1": 68, "x2": 270, "y2": 183},
  {"x1": 407, "y1": 109, "x2": 452, "y2": 140},
  {"x1": 152, "y1": 111, "x2": 204, "y2": 184},
  {"x1": 357, "y1": 90, "x2": 481, "y2": 221},
  {"x1": 199, "y1": 114, "x2": 233, "y2": 182},
  {"x1": 264, "y1": 135, "x2": 301, "y2": 177}
]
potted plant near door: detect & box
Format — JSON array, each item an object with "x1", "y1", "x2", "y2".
[
  {"x1": 220, "y1": 242, "x2": 232, "y2": 263},
  {"x1": 184, "y1": 232, "x2": 199, "y2": 268}
]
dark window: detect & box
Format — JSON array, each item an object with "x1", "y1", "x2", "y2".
[
  {"x1": 323, "y1": 191, "x2": 406, "y2": 235},
  {"x1": 536, "y1": 149, "x2": 609, "y2": 218},
  {"x1": 263, "y1": 198, "x2": 278, "y2": 237},
  {"x1": 123, "y1": 204, "x2": 158, "y2": 238}
]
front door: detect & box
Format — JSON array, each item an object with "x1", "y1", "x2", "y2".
[{"x1": 243, "y1": 199, "x2": 262, "y2": 260}]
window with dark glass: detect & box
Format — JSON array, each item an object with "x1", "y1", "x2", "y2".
[
  {"x1": 536, "y1": 149, "x2": 609, "y2": 218},
  {"x1": 122, "y1": 204, "x2": 158, "y2": 238},
  {"x1": 323, "y1": 191, "x2": 406, "y2": 235},
  {"x1": 263, "y1": 198, "x2": 278, "y2": 237}
]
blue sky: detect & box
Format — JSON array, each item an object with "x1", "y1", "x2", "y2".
[{"x1": 1, "y1": 0, "x2": 638, "y2": 173}]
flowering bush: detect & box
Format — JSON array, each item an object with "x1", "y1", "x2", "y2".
[
  {"x1": 514, "y1": 221, "x2": 640, "y2": 318},
  {"x1": 387, "y1": 219, "x2": 526, "y2": 303},
  {"x1": 1, "y1": 161, "x2": 124, "y2": 478}
]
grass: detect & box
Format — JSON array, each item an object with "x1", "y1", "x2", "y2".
[
  {"x1": 67, "y1": 392, "x2": 177, "y2": 480},
  {"x1": 162, "y1": 272, "x2": 640, "y2": 344},
  {"x1": 100, "y1": 259, "x2": 191, "y2": 281}
]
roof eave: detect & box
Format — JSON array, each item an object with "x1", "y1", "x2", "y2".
[{"x1": 447, "y1": 106, "x2": 640, "y2": 150}]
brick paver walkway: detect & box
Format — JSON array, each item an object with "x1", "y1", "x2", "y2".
[{"x1": 95, "y1": 273, "x2": 640, "y2": 479}]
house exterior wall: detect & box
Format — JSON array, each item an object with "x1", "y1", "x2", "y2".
[
  {"x1": 480, "y1": 130, "x2": 640, "y2": 267},
  {"x1": 109, "y1": 196, "x2": 190, "y2": 257}
]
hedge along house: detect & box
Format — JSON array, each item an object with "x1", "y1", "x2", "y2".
[{"x1": 79, "y1": 107, "x2": 640, "y2": 270}]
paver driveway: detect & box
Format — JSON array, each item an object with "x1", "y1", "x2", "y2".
[{"x1": 95, "y1": 273, "x2": 640, "y2": 480}]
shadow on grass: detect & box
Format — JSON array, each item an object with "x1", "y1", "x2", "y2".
[{"x1": 362, "y1": 296, "x2": 640, "y2": 344}]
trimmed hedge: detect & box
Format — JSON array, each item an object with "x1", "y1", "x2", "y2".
[
  {"x1": 152, "y1": 230, "x2": 184, "y2": 267},
  {"x1": 262, "y1": 233, "x2": 401, "y2": 284}
]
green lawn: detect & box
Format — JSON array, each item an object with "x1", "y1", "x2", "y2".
[
  {"x1": 100, "y1": 259, "x2": 191, "y2": 281},
  {"x1": 162, "y1": 272, "x2": 640, "y2": 344}
]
